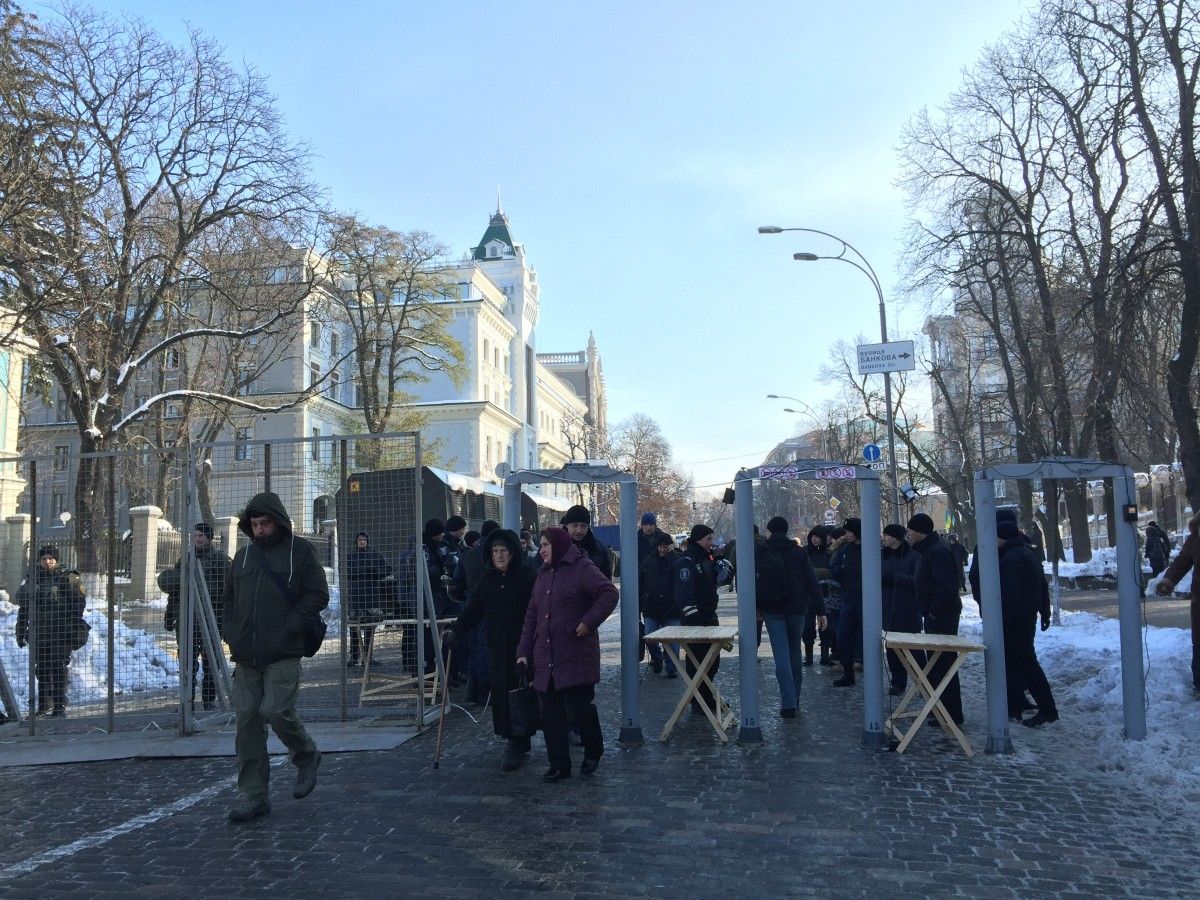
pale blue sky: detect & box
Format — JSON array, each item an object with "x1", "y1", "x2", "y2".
[{"x1": 72, "y1": 1, "x2": 1033, "y2": 494}]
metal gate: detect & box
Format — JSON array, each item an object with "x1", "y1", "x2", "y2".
[{"x1": 0, "y1": 432, "x2": 432, "y2": 737}]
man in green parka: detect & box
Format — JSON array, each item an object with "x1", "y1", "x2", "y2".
[{"x1": 223, "y1": 492, "x2": 328, "y2": 823}]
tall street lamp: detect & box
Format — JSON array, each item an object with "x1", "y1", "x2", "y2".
[
  {"x1": 767, "y1": 393, "x2": 831, "y2": 459},
  {"x1": 759, "y1": 225, "x2": 902, "y2": 516}
]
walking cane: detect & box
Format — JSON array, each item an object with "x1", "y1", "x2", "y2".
[{"x1": 433, "y1": 647, "x2": 454, "y2": 769}]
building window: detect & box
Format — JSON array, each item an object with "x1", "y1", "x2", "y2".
[
  {"x1": 53, "y1": 445, "x2": 69, "y2": 472},
  {"x1": 235, "y1": 427, "x2": 252, "y2": 461},
  {"x1": 353, "y1": 379, "x2": 363, "y2": 408},
  {"x1": 165, "y1": 402, "x2": 182, "y2": 419},
  {"x1": 494, "y1": 348, "x2": 500, "y2": 369},
  {"x1": 484, "y1": 339, "x2": 490, "y2": 367},
  {"x1": 504, "y1": 354, "x2": 509, "y2": 374},
  {"x1": 310, "y1": 322, "x2": 321, "y2": 349},
  {"x1": 309, "y1": 363, "x2": 320, "y2": 388},
  {"x1": 51, "y1": 490, "x2": 66, "y2": 517},
  {"x1": 486, "y1": 436, "x2": 492, "y2": 467},
  {"x1": 330, "y1": 331, "x2": 340, "y2": 358},
  {"x1": 329, "y1": 370, "x2": 341, "y2": 401},
  {"x1": 312, "y1": 427, "x2": 321, "y2": 462},
  {"x1": 237, "y1": 367, "x2": 255, "y2": 396},
  {"x1": 165, "y1": 348, "x2": 180, "y2": 370}
]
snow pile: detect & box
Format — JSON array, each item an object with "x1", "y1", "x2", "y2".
[
  {"x1": 960, "y1": 597, "x2": 1200, "y2": 804},
  {"x1": 1042, "y1": 546, "x2": 1128, "y2": 579},
  {"x1": 0, "y1": 598, "x2": 179, "y2": 716}
]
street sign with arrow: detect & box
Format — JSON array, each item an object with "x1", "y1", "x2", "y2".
[{"x1": 856, "y1": 340, "x2": 916, "y2": 375}]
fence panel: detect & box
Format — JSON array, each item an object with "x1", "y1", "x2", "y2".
[{"x1": 0, "y1": 432, "x2": 424, "y2": 736}]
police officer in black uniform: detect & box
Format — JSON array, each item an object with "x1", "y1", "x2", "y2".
[{"x1": 674, "y1": 524, "x2": 721, "y2": 714}]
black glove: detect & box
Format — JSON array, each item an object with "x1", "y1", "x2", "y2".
[
  {"x1": 1040, "y1": 614, "x2": 1050, "y2": 632},
  {"x1": 16, "y1": 630, "x2": 27, "y2": 649},
  {"x1": 515, "y1": 659, "x2": 528, "y2": 677},
  {"x1": 164, "y1": 615, "x2": 177, "y2": 632},
  {"x1": 442, "y1": 628, "x2": 456, "y2": 648}
]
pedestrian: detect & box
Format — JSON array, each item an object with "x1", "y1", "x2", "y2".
[
  {"x1": 760, "y1": 517, "x2": 825, "y2": 718},
  {"x1": 881, "y1": 523, "x2": 921, "y2": 695},
  {"x1": 639, "y1": 532, "x2": 681, "y2": 677},
  {"x1": 450, "y1": 520, "x2": 500, "y2": 703},
  {"x1": 520, "y1": 530, "x2": 539, "y2": 568},
  {"x1": 223, "y1": 492, "x2": 328, "y2": 823},
  {"x1": 559, "y1": 505, "x2": 613, "y2": 579},
  {"x1": 516, "y1": 527, "x2": 618, "y2": 782},
  {"x1": 802, "y1": 526, "x2": 835, "y2": 666},
  {"x1": 947, "y1": 533, "x2": 969, "y2": 593},
  {"x1": 1145, "y1": 522, "x2": 1169, "y2": 579},
  {"x1": 674, "y1": 524, "x2": 722, "y2": 713},
  {"x1": 1155, "y1": 512, "x2": 1200, "y2": 696},
  {"x1": 158, "y1": 523, "x2": 233, "y2": 708},
  {"x1": 14, "y1": 545, "x2": 86, "y2": 717},
  {"x1": 907, "y1": 513, "x2": 964, "y2": 726},
  {"x1": 995, "y1": 520, "x2": 1058, "y2": 726},
  {"x1": 636, "y1": 512, "x2": 669, "y2": 566},
  {"x1": 443, "y1": 529, "x2": 537, "y2": 771},
  {"x1": 344, "y1": 531, "x2": 392, "y2": 668},
  {"x1": 830, "y1": 519, "x2": 863, "y2": 687}
]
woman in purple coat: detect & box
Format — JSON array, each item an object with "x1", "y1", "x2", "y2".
[{"x1": 517, "y1": 527, "x2": 619, "y2": 782}]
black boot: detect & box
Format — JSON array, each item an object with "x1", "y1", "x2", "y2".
[
  {"x1": 500, "y1": 740, "x2": 525, "y2": 772},
  {"x1": 803, "y1": 642, "x2": 814, "y2": 667}
]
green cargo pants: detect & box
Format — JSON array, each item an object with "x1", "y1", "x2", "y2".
[{"x1": 232, "y1": 657, "x2": 319, "y2": 802}]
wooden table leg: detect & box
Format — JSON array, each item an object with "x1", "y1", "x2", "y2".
[
  {"x1": 659, "y1": 642, "x2": 697, "y2": 741},
  {"x1": 688, "y1": 642, "x2": 729, "y2": 742}
]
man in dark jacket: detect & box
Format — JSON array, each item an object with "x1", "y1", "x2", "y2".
[
  {"x1": 674, "y1": 524, "x2": 721, "y2": 713},
  {"x1": 947, "y1": 533, "x2": 969, "y2": 592},
  {"x1": 560, "y1": 505, "x2": 613, "y2": 579},
  {"x1": 760, "y1": 517, "x2": 825, "y2": 717},
  {"x1": 881, "y1": 523, "x2": 921, "y2": 694},
  {"x1": 907, "y1": 513, "x2": 964, "y2": 725},
  {"x1": 830, "y1": 519, "x2": 863, "y2": 687},
  {"x1": 803, "y1": 526, "x2": 835, "y2": 666},
  {"x1": 636, "y1": 512, "x2": 669, "y2": 566},
  {"x1": 15, "y1": 545, "x2": 86, "y2": 717},
  {"x1": 1145, "y1": 522, "x2": 1169, "y2": 579},
  {"x1": 344, "y1": 531, "x2": 393, "y2": 668},
  {"x1": 443, "y1": 529, "x2": 537, "y2": 770},
  {"x1": 640, "y1": 532, "x2": 681, "y2": 677},
  {"x1": 159, "y1": 523, "x2": 233, "y2": 709},
  {"x1": 996, "y1": 520, "x2": 1058, "y2": 726},
  {"x1": 223, "y1": 492, "x2": 328, "y2": 823},
  {"x1": 450, "y1": 520, "x2": 499, "y2": 703}
]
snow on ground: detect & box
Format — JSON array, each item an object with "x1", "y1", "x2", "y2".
[
  {"x1": 0, "y1": 597, "x2": 179, "y2": 716},
  {"x1": 1039, "y1": 545, "x2": 1193, "y2": 592},
  {"x1": 959, "y1": 596, "x2": 1200, "y2": 805}
]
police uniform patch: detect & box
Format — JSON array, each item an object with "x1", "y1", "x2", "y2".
[{"x1": 679, "y1": 567, "x2": 690, "y2": 582}]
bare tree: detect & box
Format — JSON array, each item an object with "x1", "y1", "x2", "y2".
[
  {"x1": 606, "y1": 413, "x2": 693, "y2": 532},
  {"x1": 0, "y1": 8, "x2": 321, "y2": 565},
  {"x1": 322, "y1": 213, "x2": 464, "y2": 468}
]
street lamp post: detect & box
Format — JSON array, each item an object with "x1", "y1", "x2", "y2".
[{"x1": 760, "y1": 226, "x2": 902, "y2": 517}]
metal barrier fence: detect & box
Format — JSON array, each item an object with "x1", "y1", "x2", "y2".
[{"x1": 0, "y1": 432, "x2": 432, "y2": 737}]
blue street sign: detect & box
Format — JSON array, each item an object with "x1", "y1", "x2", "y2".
[{"x1": 863, "y1": 443, "x2": 882, "y2": 462}]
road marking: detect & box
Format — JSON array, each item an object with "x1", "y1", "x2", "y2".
[{"x1": 0, "y1": 757, "x2": 286, "y2": 881}]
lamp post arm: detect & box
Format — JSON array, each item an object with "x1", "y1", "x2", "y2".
[{"x1": 778, "y1": 227, "x2": 885, "y2": 302}]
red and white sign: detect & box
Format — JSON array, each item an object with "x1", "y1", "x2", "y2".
[
  {"x1": 759, "y1": 465, "x2": 801, "y2": 481},
  {"x1": 815, "y1": 466, "x2": 856, "y2": 480}
]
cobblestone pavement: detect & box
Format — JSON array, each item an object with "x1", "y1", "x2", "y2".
[{"x1": 1, "y1": 596, "x2": 1198, "y2": 898}]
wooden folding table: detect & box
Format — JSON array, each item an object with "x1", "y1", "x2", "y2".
[
  {"x1": 644, "y1": 625, "x2": 737, "y2": 743},
  {"x1": 883, "y1": 630, "x2": 984, "y2": 757},
  {"x1": 355, "y1": 617, "x2": 453, "y2": 705}
]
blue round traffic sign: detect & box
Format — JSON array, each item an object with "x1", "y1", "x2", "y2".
[{"x1": 863, "y1": 443, "x2": 882, "y2": 462}]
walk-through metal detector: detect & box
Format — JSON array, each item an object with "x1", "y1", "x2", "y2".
[
  {"x1": 502, "y1": 465, "x2": 642, "y2": 744},
  {"x1": 975, "y1": 459, "x2": 1146, "y2": 753},
  {"x1": 733, "y1": 460, "x2": 886, "y2": 748}
]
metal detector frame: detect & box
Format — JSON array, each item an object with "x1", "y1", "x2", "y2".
[
  {"x1": 733, "y1": 459, "x2": 886, "y2": 748},
  {"x1": 974, "y1": 459, "x2": 1146, "y2": 752},
  {"x1": 503, "y1": 465, "x2": 642, "y2": 744}
]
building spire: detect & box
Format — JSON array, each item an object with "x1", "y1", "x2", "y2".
[{"x1": 496, "y1": 187, "x2": 503, "y2": 216}]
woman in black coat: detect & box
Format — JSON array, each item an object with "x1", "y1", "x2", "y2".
[
  {"x1": 881, "y1": 523, "x2": 922, "y2": 694},
  {"x1": 443, "y1": 529, "x2": 537, "y2": 771}
]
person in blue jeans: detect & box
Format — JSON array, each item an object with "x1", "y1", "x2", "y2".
[
  {"x1": 639, "y1": 533, "x2": 681, "y2": 676},
  {"x1": 760, "y1": 517, "x2": 825, "y2": 717}
]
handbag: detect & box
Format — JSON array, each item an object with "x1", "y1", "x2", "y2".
[
  {"x1": 507, "y1": 669, "x2": 540, "y2": 738},
  {"x1": 71, "y1": 619, "x2": 91, "y2": 651}
]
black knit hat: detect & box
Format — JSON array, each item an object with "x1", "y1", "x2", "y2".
[
  {"x1": 481, "y1": 520, "x2": 499, "y2": 537},
  {"x1": 37, "y1": 544, "x2": 58, "y2": 559},
  {"x1": 194, "y1": 522, "x2": 214, "y2": 540},
  {"x1": 883, "y1": 523, "x2": 907, "y2": 541},
  {"x1": 996, "y1": 508, "x2": 1018, "y2": 524},
  {"x1": 445, "y1": 515, "x2": 467, "y2": 533},
  {"x1": 843, "y1": 518, "x2": 862, "y2": 539},
  {"x1": 766, "y1": 516, "x2": 789, "y2": 534},
  {"x1": 423, "y1": 518, "x2": 445, "y2": 540},
  {"x1": 560, "y1": 505, "x2": 591, "y2": 526},
  {"x1": 996, "y1": 520, "x2": 1021, "y2": 540},
  {"x1": 689, "y1": 524, "x2": 714, "y2": 543},
  {"x1": 907, "y1": 513, "x2": 935, "y2": 535},
  {"x1": 653, "y1": 532, "x2": 674, "y2": 548}
]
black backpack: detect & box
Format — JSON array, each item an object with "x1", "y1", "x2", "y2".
[{"x1": 755, "y1": 543, "x2": 788, "y2": 611}]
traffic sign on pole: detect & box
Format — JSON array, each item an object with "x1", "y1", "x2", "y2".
[
  {"x1": 863, "y1": 443, "x2": 882, "y2": 462},
  {"x1": 856, "y1": 340, "x2": 916, "y2": 375},
  {"x1": 823, "y1": 509, "x2": 836, "y2": 524}
]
